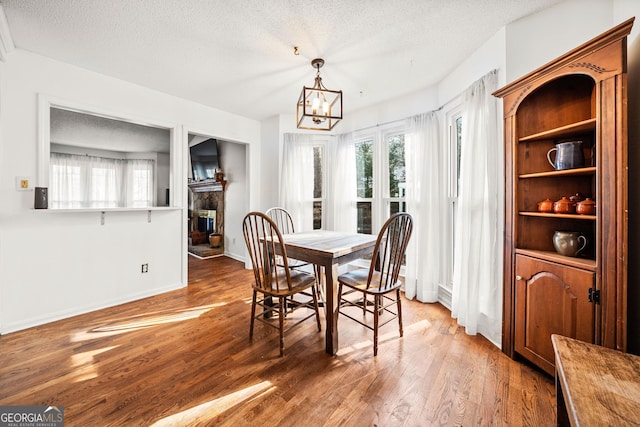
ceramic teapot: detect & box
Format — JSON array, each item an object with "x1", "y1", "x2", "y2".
[
  {"x1": 547, "y1": 141, "x2": 585, "y2": 170},
  {"x1": 553, "y1": 231, "x2": 588, "y2": 257}
]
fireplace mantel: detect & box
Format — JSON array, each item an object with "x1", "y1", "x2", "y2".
[{"x1": 188, "y1": 180, "x2": 226, "y2": 193}]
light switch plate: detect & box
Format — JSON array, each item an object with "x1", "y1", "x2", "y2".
[{"x1": 16, "y1": 176, "x2": 32, "y2": 191}]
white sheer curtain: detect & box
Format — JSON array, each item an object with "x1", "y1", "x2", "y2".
[
  {"x1": 50, "y1": 153, "x2": 154, "y2": 209},
  {"x1": 280, "y1": 133, "x2": 315, "y2": 231},
  {"x1": 404, "y1": 111, "x2": 448, "y2": 302},
  {"x1": 452, "y1": 70, "x2": 503, "y2": 343},
  {"x1": 124, "y1": 159, "x2": 155, "y2": 208},
  {"x1": 325, "y1": 132, "x2": 357, "y2": 232}
]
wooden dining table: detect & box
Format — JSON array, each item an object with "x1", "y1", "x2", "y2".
[{"x1": 279, "y1": 230, "x2": 377, "y2": 355}]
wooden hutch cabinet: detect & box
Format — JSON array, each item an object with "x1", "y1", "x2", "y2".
[{"x1": 493, "y1": 18, "x2": 633, "y2": 375}]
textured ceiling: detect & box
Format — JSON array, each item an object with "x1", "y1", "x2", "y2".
[{"x1": 2, "y1": 0, "x2": 562, "y2": 121}]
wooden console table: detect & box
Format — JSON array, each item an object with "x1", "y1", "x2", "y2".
[{"x1": 552, "y1": 334, "x2": 640, "y2": 426}]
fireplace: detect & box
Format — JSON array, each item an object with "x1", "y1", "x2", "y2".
[
  {"x1": 197, "y1": 210, "x2": 217, "y2": 235},
  {"x1": 188, "y1": 180, "x2": 226, "y2": 255}
]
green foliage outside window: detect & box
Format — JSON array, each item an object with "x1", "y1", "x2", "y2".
[
  {"x1": 388, "y1": 134, "x2": 405, "y2": 198},
  {"x1": 356, "y1": 140, "x2": 373, "y2": 198}
]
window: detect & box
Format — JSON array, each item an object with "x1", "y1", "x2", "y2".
[
  {"x1": 386, "y1": 133, "x2": 406, "y2": 216},
  {"x1": 313, "y1": 146, "x2": 324, "y2": 229},
  {"x1": 355, "y1": 139, "x2": 374, "y2": 234},
  {"x1": 128, "y1": 161, "x2": 154, "y2": 208},
  {"x1": 446, "y1": 108, "x2": 463, "y2": 292},
  {"x1": 354, "y1": 127, "x2": 406, "y2": 235},
  {"x1": 50, "y1": 153, "x2": 155, "y2": 209}
]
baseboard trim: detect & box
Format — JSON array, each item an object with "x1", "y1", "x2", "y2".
[{"x1": 1, "y1": 282, "x2": 185, "y2": 334}]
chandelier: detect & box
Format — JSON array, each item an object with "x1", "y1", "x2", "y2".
[{"x1": 296, "y1": 58, "x2": 342, "y2": 131}]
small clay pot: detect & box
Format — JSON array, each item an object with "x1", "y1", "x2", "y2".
[
  {"x1": 537, "y1": 198, "x2": 554, "y2": 213},
  {"x1": 575, "y1": 198, "x2": 596, "y2": 215},
  {"x1": 553, "y1": 196, "x2": 575, "y2": 214}
]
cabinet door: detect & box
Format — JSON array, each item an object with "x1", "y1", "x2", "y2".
[{"x1": 514, "y1": 255, "x2": 595, "y2": 375}]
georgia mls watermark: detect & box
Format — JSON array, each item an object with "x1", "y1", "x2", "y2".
[{"x1": 0, "y1": 406, "x2": 64, "y2": 427}]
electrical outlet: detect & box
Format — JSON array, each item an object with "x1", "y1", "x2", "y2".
[{"x1": 141, "y1": 263, "x2": 148, "y2": 273}]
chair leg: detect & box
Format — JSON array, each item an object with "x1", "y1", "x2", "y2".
[
  {"x1": 279, "y1": 296, "x2": 285, "y2": 357},
  {"x1": 312, "y1": 284, "x2": 321, "y2": 331},
  {"x1": 362, "y1": 293, "x2": 367, "y2": 316},
  {"x1": 250, "y1": 290, "x2": 257, "y2": 338},
  {"x1": 396, "y1": 289, "x2": 403, "y2": 337},
  {"x1": 373, "y1": 294, "x2": 381, "y2": 356},
  {"x1": 315, "y1": 265, "x2": 325, "y2": 304}
]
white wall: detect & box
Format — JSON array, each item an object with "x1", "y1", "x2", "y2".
[
  {"x1": 438, "y1": 27, "x2": 506, "y2": 107},
  {"x1": 337, "y1": 85, "x2": 439, "y2": 134},
  {"x1": 260, "y1": 115, "x2": 280, "y2": 212},
  {"x1": 217, "y1": 140, "x2": 247, "y2": 261},
  {"x1": 0, "y1": 49, "x2": 260, "y2": 333},
  {"x1": 505, "y1": 0, "x2": 614, "y2": 84}
]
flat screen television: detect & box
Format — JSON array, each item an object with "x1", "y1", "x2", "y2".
[{"x1": 190, "y1": 138, "x2": 219, "y2": 181}]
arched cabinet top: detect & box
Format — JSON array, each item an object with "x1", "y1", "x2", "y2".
[{"x1": 493, "y1": 17, "x2": 634, "y2": 118}]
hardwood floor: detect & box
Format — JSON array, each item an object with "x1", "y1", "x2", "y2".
[{"x1": 0, "y1": 256, "x2": 556, "y2": 426}]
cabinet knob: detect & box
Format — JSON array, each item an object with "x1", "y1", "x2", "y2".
[{"x1": 515, "y1": 275, "x2": 523, "y2": 281}]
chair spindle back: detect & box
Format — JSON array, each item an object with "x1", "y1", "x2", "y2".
[
  {"x1": 243, "y1": 212, "x2": 293, "y2": 292},
  {"x1": 368, "y1": 213, "x2": 413, "y2": 291},
  {"x1": 265, "y1": 207, "x2": 296, "y2": 235}
]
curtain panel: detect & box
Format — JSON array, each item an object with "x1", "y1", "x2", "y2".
[
  {"x1": 280, "y1": 133, "x2": 315, "y2": 231},
  {"x1": 325, "y1": 133, "x2": 357, "y2": 232},
  {"x1": 50, "y1": 153, "x2": 154, "y2": 209},
  {"x1": 404, "y1": 111, "x2": 449, "y2": 302},
  {"x1": 451, "y1": 70, "x2": 504, "y2": 344}
]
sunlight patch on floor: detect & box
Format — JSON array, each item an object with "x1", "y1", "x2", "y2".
[
  {"x1": 150, "y1": 381, "x2": 275, "y2": 426},
  {"x1": 336, "y1": 318, "x2": 432, "y2": 356},
  {"x1": 71, "y1": 304, "x2": 226, "y2": 341},
  {"x1": 70, "y1": 346, "x2": 117, "y2": 382}
]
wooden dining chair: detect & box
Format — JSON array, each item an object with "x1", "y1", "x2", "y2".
[
  {"x1": 266, "y1": 207, "x2": 324, "y2": 303},
  {"x1": 243, "y1": 211, "x2": 321, "y2": 356},
  {"x1": 265, "y1": 207, "x2": 310, "y2": 270},
  {"x1": 337, "y1": 212, "x2": 413, "y2": 356}
]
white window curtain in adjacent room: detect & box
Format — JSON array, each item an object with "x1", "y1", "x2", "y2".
[
  {"x1": 452, "y1": 70, "x2": 504, "y2": 343},
  {"x1": 124, "y1": 159, "x2": 155, "y2": 208},
  {"x1": 281, "y1": 133, "x2": 315, "y2": 231},
  {"x1": 404, "y1": 110, "x2": 448, "y2": 302},
  {"x1": 50, "y1": 153, "x2": 154, "y2": 209},
  {"x1": 325, "y1": 133, "x2": 357, "y2": 232}
]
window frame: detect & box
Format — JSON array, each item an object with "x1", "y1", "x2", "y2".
[
  {"x1": 37, "y1": 94, "x2": 178, "y2": 211},
  {"x1": 445, "y1": 102, "x2": 463, "y2": 293},
  {"x1": 311, "y1": 142, "x2": 327, "y2": 230},
  {"x1": 353, "y1": 123, "x2": 406, "y2": 235}
]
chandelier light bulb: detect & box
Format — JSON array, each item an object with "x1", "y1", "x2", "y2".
[{"x1": 312, "y1": 96, "x2": 321, "y2": 114}]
